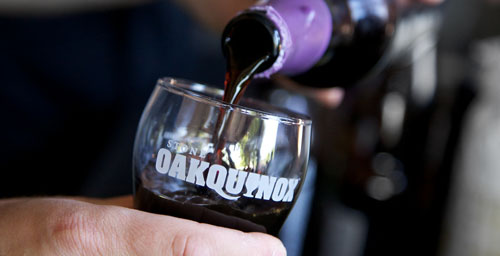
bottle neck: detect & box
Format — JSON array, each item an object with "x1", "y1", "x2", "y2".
[
  {"x1": 221, "y1": 0, "x2": 333, "y2": 79},
  {"x1": 222, "y1": 0, "x2": 398, "y2": 81}
]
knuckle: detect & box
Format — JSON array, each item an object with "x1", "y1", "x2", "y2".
[
  {"x1": 45, "y1": 203, "x2": 106, "y2": 254},
  {"x1": 171, "y1": 232, "x2": 211, "y2": 256}
]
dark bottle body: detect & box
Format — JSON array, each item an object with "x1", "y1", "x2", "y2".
[{"x1": 294, "y1": 0, "x2": 397, "y2": 87}]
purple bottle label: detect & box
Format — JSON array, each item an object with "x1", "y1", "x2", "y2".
[{"x1": 253, "y1": 0, "x2": 333, "y2": 78}]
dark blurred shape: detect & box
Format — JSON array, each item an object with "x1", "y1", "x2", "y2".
[
  {"x1": 438, "y1": 0, "x2": 500, "y2": 255},
  {"x1": 0, "y1": 1, "x2": 225, "y2": 198},
  {"x1": 292, "y1": 3, "x2": 479, "y2": 256}
]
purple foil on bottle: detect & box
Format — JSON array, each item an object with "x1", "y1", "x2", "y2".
[
  {"x1": 251, "y1": 5, "x2": 292, "y2": 78},
  {"x1": 254, "y1": 0, "x2": 333, "y2": 78}
]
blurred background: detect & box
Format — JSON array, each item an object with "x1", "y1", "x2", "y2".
[{"x1": 1, "y1": 0, "x2": 500, "y2": 255}]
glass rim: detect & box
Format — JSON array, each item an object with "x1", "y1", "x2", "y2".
[{"x1": 157, "y1": 77, "x2": 312, "y2": 126}]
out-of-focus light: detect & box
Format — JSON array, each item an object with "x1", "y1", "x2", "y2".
[
  {"x1": 372, "y1": 152, "x2": 397, "y2": 176},
  {"x1": 381, "y1": 92, "x2": 406, "y2": 147},
  {"x1": 411, "y1": 30, "x2": 437, "y2": 106},
  {"x1": 367, "y1": 152, "x2": 407, "y2": 200},
  {"x1": 366, "y1": 176, "x2": 395, "y2": 201}
]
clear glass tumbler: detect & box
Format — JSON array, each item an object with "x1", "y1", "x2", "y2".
[{"x1": 133, "y1": 77, "x2": 311, "y2": 236}]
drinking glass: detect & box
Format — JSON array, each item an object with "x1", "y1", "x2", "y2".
[{"x1": 133, "y1": 77, "x2": 311, "y2": 236}]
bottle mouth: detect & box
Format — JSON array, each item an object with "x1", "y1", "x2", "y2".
[
  {"x1": 222, "y1": 9, "x2": 288, "y2": 77},
  {"x1": 248, "y1": 6, "x2": 292, "y2": 78}
]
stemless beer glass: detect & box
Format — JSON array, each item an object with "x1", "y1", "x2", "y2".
[{"x1": 133, "y1": 77, "x2": 311, "y2": 236}]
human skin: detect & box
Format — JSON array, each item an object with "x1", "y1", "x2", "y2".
[{"x1": 0, "y1": 196, "x2": 286, "y2": 255}]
